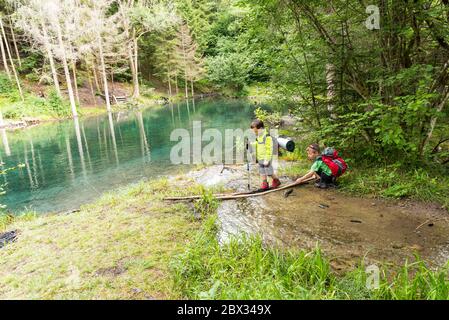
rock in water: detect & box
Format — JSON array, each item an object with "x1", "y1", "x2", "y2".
[{"x1": 284, "y1": 189, "x2": 294, "y2": 198}]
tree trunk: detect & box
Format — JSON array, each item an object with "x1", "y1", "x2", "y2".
[
  {"x1": 326, "y1": 63, "x2": 336, "y2": 119},
  {"x1": 0, "y1": 18, "x2": 23, "y2": 101},
  {"x1": 42, "y1": 23, "x2": 61, "y2": 97},
  {"x1": 92, "y1": 63, "x2": 100, "y2": 91},
  {"x1": 98, "y1": 35, "x2": 112, "y2": 113},
  {"x1": 56, "y1": 21, "x2": 78, "y2": 118},
  {"x1": 87, "y1": 69, "x2": 97, "y2": 107},
  {"x1": 181, "y1": 32, "x2": 189, "y2": 100},
  {"x1": 71, "y1": 56, "x2": 81, "y2": 106},
  {"x1": 190, "y1": 79, "x2": 195, "y2": 98},
  {"x1": 8, "y1": 17, "x2": 21, "y2": 67},
  {"x1": 168, "y1": 76, "x2": 172, "y2": 97},
  {"x1": 133, "y1": 33, "x2": 140, "y2": 98},
  {"x1": 175, "y1": 74, "x2": 179, "y2": 95},
  {"x1": 0, "y1": 27, "x2": 11, "y2": 80},
  {"x1": 419, "y1": 87, "x2": 449, "y2": 156}
]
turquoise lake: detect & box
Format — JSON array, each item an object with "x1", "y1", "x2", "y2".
[{"x1": 0, "y1": 99, "x2": 257, "y2": 213}]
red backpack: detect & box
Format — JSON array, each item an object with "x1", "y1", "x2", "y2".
[{"x1": 320, "y1": 147, "x2": 347, "y2": 177}]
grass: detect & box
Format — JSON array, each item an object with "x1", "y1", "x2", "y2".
[
  {"x1": 277, "y1": 152, "x2": 449, "y2": 211},
  {"x1": 1, "y1": 174, "x2": 449, "y2": 300},
  {"x1": 0, "y1": 179, "x2": 202, "y2": 299},
  {"x1": 171, "y1": 201, "x2": 449, "y2": 300}
]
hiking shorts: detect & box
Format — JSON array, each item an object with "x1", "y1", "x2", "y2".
[{"x1": 259, "y1": 161, "x2": 274, "y2": 176}]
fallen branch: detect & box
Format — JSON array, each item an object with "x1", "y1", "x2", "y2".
[
  {"x1": 164, "y1": 177, "x2": 316, "y2": 202},
  {"x1": 415, "y1": 217, "x2": 446, "y2": 231}
]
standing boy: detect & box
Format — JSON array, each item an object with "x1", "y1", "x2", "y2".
[{"x1": 250, "y1": 119, "x2": 281, "y2": 190}]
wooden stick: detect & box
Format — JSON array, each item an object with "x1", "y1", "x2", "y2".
[{"x1": 164, "y1": 177, "x2": 316, "y2": 201}]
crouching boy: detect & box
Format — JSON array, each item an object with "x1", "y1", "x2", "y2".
[
  {"x1": 250, "y1": 119, "x2": 281, "y2": 190},
  {"x1": 296, "y1": 144, "x2": 347, "y2": 189}
]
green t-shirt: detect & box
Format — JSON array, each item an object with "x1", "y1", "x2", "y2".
[{"x1": 311, "y1": 159, "x2": 332, "y2": 176}]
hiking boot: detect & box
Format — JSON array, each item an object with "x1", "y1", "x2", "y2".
[
  {"x1": 271, "y1": 178, "x2": 281, "y2": 189},
  {"x1": 315, "y1": 182, "x2": 330, "y2": 189},
  {"x1": 261, "y1": 181, "x2": 269, "y2": 190}
]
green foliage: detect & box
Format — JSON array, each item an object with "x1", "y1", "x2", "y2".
[
  {"x1": 206, "y1": 52, "x2": 252, "y2": 93},
  {"x1": 0, "y1": 72, "x2": 72, "y2": 119},
  {"x1": 172, "y1": 214, "x2": 337, "y2": 299},
  {"x1": 338, "y1": 165, "x2": 449, "y2": 209},
  {"x1": 193, "y1": 188, "x2": 219, "y2": 219},
  {"x1": 0, "y1": 73, "x2": 14, "y2": 97},
  {"x1": 46, "y1": 89, "x2": 72, "y2": 117}
]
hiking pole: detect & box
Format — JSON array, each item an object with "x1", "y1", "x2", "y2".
[{"x1": 245, "y1": 137, "x2": 251, "y2": 191}]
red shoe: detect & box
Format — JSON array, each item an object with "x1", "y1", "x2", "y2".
[
  {"x1": 271, "y1": 178, "x2": 281, "y2": 189},
  {"x1": 260, "y1": 181, "x2": 269, "y2": 190}
]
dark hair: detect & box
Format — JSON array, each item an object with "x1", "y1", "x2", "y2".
[
  {"x1": 251, "y1": 119, "x2": 264, "y2": 129},
  {"x1": 307, "y1": 143, "x2": 321, "y2": 153}
]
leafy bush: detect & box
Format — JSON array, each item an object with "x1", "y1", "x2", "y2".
[
  {"x1": 206, "y1": 53, "x2": 252, "y2": 93},
  {"x1": 46, "y1": 89, "x2": 72, "y2": 117}
]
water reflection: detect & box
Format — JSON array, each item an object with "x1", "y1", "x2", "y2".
[
  {"x1": 136, "y1": 111, "x2": 150, "y2": 163},
  {"x1": 1, "y1": 128, "x2": 10, "y2": 157},
  {"x1": 1, "y1": 99, "x2": 256, "y2": 213},
  {"x1": 107, "y1": 112, "x2": 119, "y2": 165}
]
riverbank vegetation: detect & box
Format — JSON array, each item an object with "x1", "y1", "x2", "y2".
[
  {"x1": 1, "y1": 177, "x2": 448, "y2": 299},
  {"x1": 1, "y1": 0, "x2": 448, "y2": 169},
  {"x1": 1, "y1": 0, "x2": 449, "y2": 301}
]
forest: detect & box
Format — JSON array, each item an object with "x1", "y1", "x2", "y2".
[{"x1": 0, "y1": 0, "x2": 449, "y2": 301}]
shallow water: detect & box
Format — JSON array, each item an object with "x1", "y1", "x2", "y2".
[
  {"x1": 0, "y1": 99, "x2": 256, "y2": 213},
  {"x1": 188, "y1": 165, "x2": 449, "y2": 269}
]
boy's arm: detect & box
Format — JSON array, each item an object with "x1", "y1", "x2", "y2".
[{"x1": 296, "y1": 170, "x2": 319, "y2": 183}]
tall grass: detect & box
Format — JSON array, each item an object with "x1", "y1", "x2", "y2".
[{"x1": 171, "y1": 194, "x2": 449, "y2": 300}]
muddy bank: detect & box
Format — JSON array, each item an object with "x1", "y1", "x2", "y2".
[{"x1": 187, "y1": 164, "x2": 449, "y2": 272}]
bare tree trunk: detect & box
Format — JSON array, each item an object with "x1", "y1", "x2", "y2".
[
  {"x1": 42, "y1": 23, "x2": 61, "y2": 97},
  {"x1": 111, "y1": 70, "x2": 115, "y2": 96},
  {"x1": 0, "y1": 21, "x2": 11, "y2": 80},
  {"x1": 98, "y1": 35, "x2": 112, "y2": 113},
  {"x1": 8, "y1": 17, "x2": 21, "y2": 67},
  {"x1": 326, "y1": 63, "x2": 336, "y2": 119},
  {"x1": 87, "y1": 69, "x2": 97, "y2": 107},
  {"x1": 128, "y1": 28, "x2": 140, "y2": 99},
  {"x1": 190, "y1": 79, "x2": 195, "y2": 98},
  {"x1": 56, "y1": 21, "x2": 78, "y2": 118},
  {"x1": 168, "y1": 73, "x2": 172, "y2": 97},
  {"x1": 71, "y1": 56, "x2": 81, "y2": 106},
  {"x1": 420, "y1": 87, "x2": 449, "y2": 156},
  {"x1": 175, "y1": 74, "x2": 179, "y2": 95},
  {"x1": 184, "y1": 77, "x2": 189, "y2": 99},
  {"x1": 181, "y1": 32, "x2": 189, "y2": 100},
  {"x1": 0, "y1": 18, "x2": 23, "y2": 101},
  {"x1": 92, "y1": 63, "x2": 100, "y2": 91},
  {"x1": 133, "y1": 32, "x2": 140, "y2": 98}
]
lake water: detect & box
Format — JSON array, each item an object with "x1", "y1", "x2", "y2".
[{"x1": 0, "y1": 99, "x2": 257, "y2": 213}]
